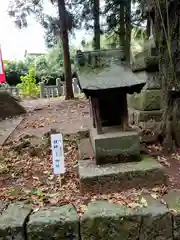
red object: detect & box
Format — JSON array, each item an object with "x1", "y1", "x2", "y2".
[{"x1": 0, "y1": 46, "x2": 6, "y2": 83}]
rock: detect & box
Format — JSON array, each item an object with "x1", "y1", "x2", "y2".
[
  {"x1": 0, "y1": 201, "x2": 8, "y2": 214},
  {"x1": 143, "y1": 72, "x2": 161, "y2": 89},
  {"x1": 139, "y1": 201, "x2": 172, "y2": 239},
  {"x1": 131, "y1": 56, "x2": 159, "y2": 73},
  {"x1": 81, "y1": 201, "x2": 141, "y2": 240},
  {"x1": 132, "y1": 110, "x2": 162, "y2": 123},
  {"x1": 128, "y1": 90, "x2": 162, "y2": 111},
  {"x1": 163, "y1": 190, "x2": 180, "y2": 239},
  {"x1": 27, "y1": 204, "x2": 79, "y2": 240},
  {"x1": 0, "y1": 202, "x2": 31, "y2": 240}
]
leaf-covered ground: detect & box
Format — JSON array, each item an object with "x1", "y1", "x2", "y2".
[
  {"x1": 0, "y1": 134, "x2": 168, "y2": 215},
  {"x1": 0, "y1": 98, "x2": 180, "y2": 215}
]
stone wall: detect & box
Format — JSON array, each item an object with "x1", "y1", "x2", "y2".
[{"x1": 1, "y1": 190, "x2": 180, "y2": 240}]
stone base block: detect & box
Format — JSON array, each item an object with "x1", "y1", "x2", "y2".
[
  {"x1": 90, "y1": 127, "x2": 140, "y2": 165},
  {"x1": 163, "y1": 190, "x2": 180, "y2": 239},
  {"x1": 0, "y1": 203, "x2": 31, "y2": 239},
  {"x1": 129, "y1": 109, "x2": 162, "y2": 125},
  {"x1": 128, "y1": 89, "x2": 162, "y2": 111},
  {"x1": 27, "y1": 205, "x2": 79, "y2": 239},
  {"x1": 81, "y1": 199, "x2": 172, "y2": 240},
  {"x1": 78, "y1": 138, "x2": 94, "y2": 160},
  {"x1": 79, "y1": 155, "x2": 166, "y2": 194}
]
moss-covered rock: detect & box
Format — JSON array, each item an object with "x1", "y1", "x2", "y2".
[
  {"x1": 81, "y1": 201, "x2": 141, "y2": 240},
  {"x1": 139, "y1": 202, "x2": 172, "y2": 239},
  {"x1": 131, "y1": 56, "x2": 159, "y2": 72},
  {"x1": 0, "y1": 202, "x2": 31, "y2": 240},
  {"x1": 133, "y1": 109, "x2": 162, "y2": 123},
  {"x1": 27, "y1": 204, "x2": 79, "y2": 240},
  {"x1": 128, "y1": 90, "x2": 162, "y2": 111},
  {"x1": 163, "y1": 190, "x2": 180, "y2": 239},
  {"x1": 81, "y1": 198, "x2": 172, "y2": 240}
]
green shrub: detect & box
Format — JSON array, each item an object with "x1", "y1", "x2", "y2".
[{"x1": 17, "y1": 68, "x2": 40, "y2": 98}]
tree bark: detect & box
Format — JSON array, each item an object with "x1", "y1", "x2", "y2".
[
  {"x1": 125, "y1": 0, "x2": 131, "y2": 64},
  {"x1": 153, "y1": 0, "x2": 180, "y2": 152},
  {"x1": 119, "y1": 3, "x2": 125, "y2": 48},
  {"x1": 146, "y1": 14, "x2": 151, "y2": 38},
  {"x1": 93, "y1": 0, "x2": 100, "y2": 50},
  {"x1": 57, "y1": 0, "x2": 74, "y2": 100}
]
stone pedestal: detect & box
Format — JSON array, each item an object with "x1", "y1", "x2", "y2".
[
  {"x1": 78, "y1": 139, "x2": 166, "y2": 194},
  {"x1": 90, "y1": 127, "x2": 140, "y2": 165}
]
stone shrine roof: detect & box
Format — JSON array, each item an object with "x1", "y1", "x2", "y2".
[{"x1": 78, "y1": 63, "x2": 146, "y2": 91}]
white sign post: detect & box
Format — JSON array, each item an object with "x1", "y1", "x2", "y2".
[{"x1": 51, "y1": 133, "x2": 65, "y2": 186}]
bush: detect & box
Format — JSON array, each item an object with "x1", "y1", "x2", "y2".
[
  {"x1": 4, "y1": 60, "x2": 28, "y2": 86},
  {"x1": 16, "y1": 68, "x2": 40, "y2": 98}
]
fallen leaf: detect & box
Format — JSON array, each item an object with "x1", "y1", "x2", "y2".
[
  {"x1": 157, "y1": 156, "x2": 170, "y2": 167},
  {"x1": 80, "y1": 204, "x2": 88, "y2": 212},
  {"x1": 150, "y1": 193, "x2": 158, "y2": 199},
  {"x1": 160, "y1": 199, "x2": 167, "y2": 205},
  {"x1": 128, "y1": 202, "x2": 140, "y2": 209},
  {"x1": 139, "y1": 197, "x2": 148, "y2": 207}
]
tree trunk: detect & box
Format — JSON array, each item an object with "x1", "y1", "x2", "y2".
[
  {"x1": 93, "y1": 0, "x2": 100, "y2": 50},
  {"x1": 153, "y1": 0, "x2": 180, "y2": 152},
  {"x1": 125, "y1": 0, "x2": 131, "y2": 64},
  {"x1": 119, "y1": 4, "x2": 125, "y2": 48},
  {"x1": 57, "y1": 0, "x2": 74, "y2": 100},
  {"x1": 146, "y1": 14, "x2": 151, "y2": 38}
]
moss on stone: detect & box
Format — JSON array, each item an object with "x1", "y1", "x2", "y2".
[
  {"x1": 79, "y1": 155, "x2": 166, "y2": 194},
  {"x1": 81, "y1": 201, "x2": 141, "y2": 240},
  {"x1": 27, "y1": 204, "x2": 79, "y2": 240},
  {"x1": 0, "y1": 202, "x2": 31, "y2": 240},
  {"x1": 139, "y1": 201, "x2": 172, "y2": 239},
  {"x1": 90, "y1": 129, "x2": 140, "y2": 165},
  {"x1": 81, "y1": 198, "x2": 172, "y2": 240},
  {"x1": 133, "y1": 109, "x2": 162, "y2": 122},
  {"x1": 129, "y1": 89, "x2": 162, "y2": 111},
  {"x1": 163, "y1": 190, "x2": 180, "y2": 239}
]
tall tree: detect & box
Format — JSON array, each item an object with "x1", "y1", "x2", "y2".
[
  {"x1": 104, "y1": 0, "x2": 145, "y2": 62},
  {"x1": 56, "y1": 0, "x2": 73, "y2": 99},
  {"x1": 72, "y1": 0, "x2": 101, "y2": 50}
]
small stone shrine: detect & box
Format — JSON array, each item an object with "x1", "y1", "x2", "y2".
[
  {"x1": 79, "y1": 63, "x2": 146, "y2": 165},
  {"x1": 77, "y1": 49, "x2": 166, "y2": 194}
]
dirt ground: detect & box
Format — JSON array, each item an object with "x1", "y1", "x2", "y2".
[
  {"x1": 10, "y1": 97, "x2": 91, "y2": 139},
  {"x1": 1, "y1": 97, "x2": 180, "y2": 213},
  {"x1": 0, "y1": 98, "x2": 145, "y2": 213}
]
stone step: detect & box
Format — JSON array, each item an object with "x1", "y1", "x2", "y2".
[{"x1": 79, "y1": 155, "x2": 166, "y2": 194}]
